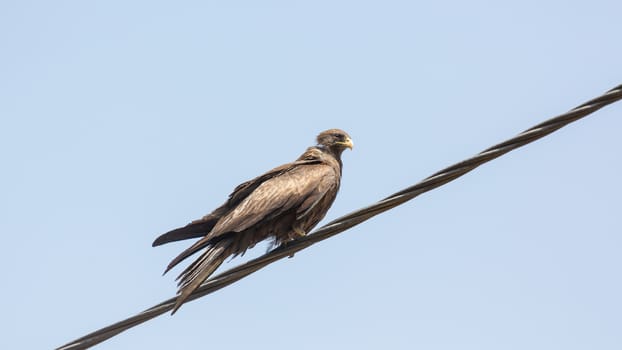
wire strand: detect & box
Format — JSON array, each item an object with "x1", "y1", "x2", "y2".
[{"x1": 57, "y1": 84, "x2": 622, "y2": 350}]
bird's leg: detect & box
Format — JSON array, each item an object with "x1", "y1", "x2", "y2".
[
  {"x1": 293, "y1": 226, "x2": 306, "y2": 238},
  {"x1": 286, "y1": 226, "x2": 307, "y2": 258}
]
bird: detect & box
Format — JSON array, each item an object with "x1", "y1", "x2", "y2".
[{"x1": 153, "y1": 129, "x2": 353, "y2": 314}]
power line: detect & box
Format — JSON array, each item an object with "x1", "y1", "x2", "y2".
[{"x1": 57, "y1": 84, "x2": 622, "y2": 350}]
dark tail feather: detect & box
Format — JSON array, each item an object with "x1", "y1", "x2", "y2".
[
  {"x1": 152, "y1": 219, "x2": 218, "y2": 247},
  {"x1": 163, "y1": 235, "x2": 215, "y2": 275},
  {"x1": 171, "y1": 239, "x2": 232, "y2": 314}
]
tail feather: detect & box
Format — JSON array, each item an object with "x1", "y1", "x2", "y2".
[
  {"x1": 163, "y1": 235, "x2": 214, "y2": 275},
  {"x1": 171, "y1": 239, "x2": 232, "y2": 314},
  {"x1": 152, "y1": 218, "x2": 219, "y2": 247}
]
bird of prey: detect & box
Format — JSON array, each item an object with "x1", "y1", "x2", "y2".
[{"x1": 153, "y1": 129, "x2": 353, "y2": 314}]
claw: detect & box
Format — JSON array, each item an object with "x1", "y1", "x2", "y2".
[
  {"x1": 293, "y1": 227, "x2": 306, "y2": 238},
  {"x1": 287, "y1": 227, "x2": 307, "y2": 258}
]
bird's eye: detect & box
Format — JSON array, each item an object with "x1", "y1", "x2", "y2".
[{"x1": 333, "y1": 133, "x2": 344, "y2": 140}]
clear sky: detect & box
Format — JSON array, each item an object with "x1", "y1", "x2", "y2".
[{"x1": 1, "y1": 1, "x2": 621, "y2": 349}]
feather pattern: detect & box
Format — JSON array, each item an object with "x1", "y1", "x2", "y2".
[{"x1": 153, "y1": 129, "x2": 352, "y2": 314}]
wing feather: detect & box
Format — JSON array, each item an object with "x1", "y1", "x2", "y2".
[
  {"x1": 152, "y1": 155, "x2": 322, "y2": 247},
  {"x1": 208, "y1": 163, "x2": 337, "y2": 239},
  {"x1": 160, "y1": 150, "x2": 334, "y2": 272},
  {"x1": 296, "y1": 170, "x2": 339, "y2": 219}
]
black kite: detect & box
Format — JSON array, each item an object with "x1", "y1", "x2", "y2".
[{"x1": 153, "y1": 129, "x2": 353, "y2": 313}]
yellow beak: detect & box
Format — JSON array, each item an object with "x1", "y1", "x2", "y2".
[{"x1": 339, "y1": 137, "x2": 354, "y2": 150}]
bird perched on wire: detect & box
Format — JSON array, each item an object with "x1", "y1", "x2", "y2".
[{"x1": 153, "y1": 129, "x2": 353, "y2": 314}]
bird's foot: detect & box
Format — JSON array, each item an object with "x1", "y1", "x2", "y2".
[
  {"x1": 286, "y1": 227, "x2": 307, "y2": 258},
  {"x1": 293, "y1": 227, "x2": 306, "y2": 238}
]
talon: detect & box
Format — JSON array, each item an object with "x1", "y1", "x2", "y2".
[
  {"x1": 286, "y1": 227, "x2": 306, "y2": 258},
  {"x1": 293, "y1": 227, "x2": 306, "y2": 238}
]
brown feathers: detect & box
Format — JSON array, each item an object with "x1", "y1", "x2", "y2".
[{"x1": 153, "y1": 129, "x2": 352, "y2": 314}]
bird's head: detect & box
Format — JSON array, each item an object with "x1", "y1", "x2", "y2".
[{"x1": 316, "y1": 129, "x2": 353, "y2": 156}]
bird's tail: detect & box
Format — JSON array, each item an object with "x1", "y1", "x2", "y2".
[{"x1": 171, "y1": 238, "x2": 233, "y2": 314}]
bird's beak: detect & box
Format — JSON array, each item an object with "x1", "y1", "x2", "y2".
[{"x1": 339, "y1": 137, "x2": 354, "y2": 150}]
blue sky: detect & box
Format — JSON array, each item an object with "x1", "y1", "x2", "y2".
[{"x1": 1, "y1": 1, "x2": 621, "y2": 349}]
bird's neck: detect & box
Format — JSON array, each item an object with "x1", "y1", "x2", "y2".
[{"x1": 318, "y1": 145, "x2": 344, "y2": 172}]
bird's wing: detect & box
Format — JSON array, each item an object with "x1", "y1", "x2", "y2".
[
  {"x1": 152, "y1": 155, "x2": 322, "y2": 247},
  {"x1": 168, "y1": 162, "x2": 340, "y2": 312},
  {"x1": 209, "y1": 161, "x2": 338, "y2": 238},
  {"x1": 226, "y1": 147, "x2": 325, "y2": 207},
  {"x1": 162, "y1": 160, "x2": 338, "y2": 273}
]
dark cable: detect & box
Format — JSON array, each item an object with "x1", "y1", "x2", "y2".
[{"x1": 57, "y1": 84, "x2": 622, "y2": 350}]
